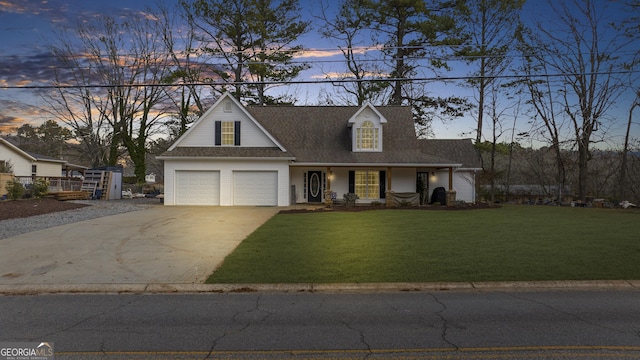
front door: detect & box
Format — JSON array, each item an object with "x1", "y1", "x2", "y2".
[{"x1": 307, "y1": 171, "x2": 323, "y2": 203}]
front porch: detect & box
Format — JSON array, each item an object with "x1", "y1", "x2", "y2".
[{"x1": 290, "y1": 166, "x2": 460, "y2": 206}]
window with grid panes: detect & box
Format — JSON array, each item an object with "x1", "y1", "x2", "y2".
[
  {"x1": 221, "y1": 121, "x2": 235, "y2": 145},
  {"x1": 356, "y1": 121, "x2": 378, "y2": 150},
  {"x1": 355, "y1": 170, "x2": 379, "y2": 199}
]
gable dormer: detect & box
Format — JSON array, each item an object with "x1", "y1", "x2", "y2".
[{"x1": 348, "y1": 103, "x2": 387, "y2": 152}]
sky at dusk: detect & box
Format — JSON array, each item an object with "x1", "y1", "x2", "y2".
[{"x1": 0, "y1": 0, "x2": 637, "y2": 148}]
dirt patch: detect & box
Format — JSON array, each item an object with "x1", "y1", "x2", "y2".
[
  {"x1": 0, "y1": 198, "x2": 89, "y2": 221},
  {"x1": 279, "y1": 203, "x2": 497, "y2": 214}
]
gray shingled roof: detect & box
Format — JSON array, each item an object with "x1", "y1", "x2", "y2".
[
  {"x1": 25, "y1": 151, "x2": 66, "y2": 163},
  {"x1": 245, "y1": 106, "x2": 459, "y2": 166},
  {"x1": 161, "y1": 105, "x2": 480, "y2": 168},
  {"x1": 419, "y1": 139, "x2": 482, "y2": 169}
]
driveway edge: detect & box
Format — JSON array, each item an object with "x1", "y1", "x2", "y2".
[{"x1": 1, "y1": 280, "x2": 638, "y2": 295}]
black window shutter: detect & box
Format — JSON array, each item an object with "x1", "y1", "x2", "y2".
[
  {"x1": 348, "y1": 171, "x2": 355, "y2": 193},
  {"x1": 234, "y1": 121, "x2": 241, "y2": 145},
  {"x1": 214, "y1": 121, "x2": 221, "y2": 145},
  {"x1": 379, "y1": 171, "x2": 386, "y2": 198}
]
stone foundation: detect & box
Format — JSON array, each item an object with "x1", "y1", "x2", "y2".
[{"x1": 446, "y1": 190, "x2": 457, "y2": 207}]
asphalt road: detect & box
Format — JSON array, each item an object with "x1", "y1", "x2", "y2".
[{"x1": 2, "y1": 290, "x2": 640, "y2": 359}]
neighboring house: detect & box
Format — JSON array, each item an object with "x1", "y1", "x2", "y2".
[
  {"x1": 158, "y1": 93, "x2": 482, "y2": 206},
  {"x1": 0, "y1": 138, "x2": 66, "y2": 178},
  {"x1": 0, "y1": 138, "x2": 89, "y2": 195}
]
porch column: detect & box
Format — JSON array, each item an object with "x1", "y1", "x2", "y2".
[
  {"x1": 447, "y1": 167, "x2": 457, "y2": 206},
  {"x1": 324, "y1": 167, "x2": 333, "y2": 206},
  {"x1": 387, "y1": 167, "x2": 392, "y2": 191}
]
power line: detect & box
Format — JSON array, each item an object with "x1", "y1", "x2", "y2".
[
  {"x1": 1, "y1": 70, "x2": 638, "y2": 90},
  {"x1": 0, "y1": 46, "x2": 637, "y2": 64}
]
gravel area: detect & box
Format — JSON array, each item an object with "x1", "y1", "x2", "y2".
[{"x1": 0, "y1": 198, "x2": 161, "y2": 239}]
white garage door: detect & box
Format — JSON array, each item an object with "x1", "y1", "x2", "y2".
[
  {"x1": 175, "y1": 170, "x2": 220, "y2": 205},
  {"x1": 233, "y1": 171, "x2": 277, "y2": 206}
]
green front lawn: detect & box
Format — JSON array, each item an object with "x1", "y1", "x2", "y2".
[{"x1": 206, "y1": 205, "x2": 640, "y2": 283}]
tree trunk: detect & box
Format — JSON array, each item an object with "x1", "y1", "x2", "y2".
[
  {"x1": 619, "y1": 97, "x2": 638, "y2": 201},
  {"x1": 552, "y1": 143, "x2": 566, "y2": 203},
  {"x1": 577, "y1": 137, "x2": 589, "y2": 200}
]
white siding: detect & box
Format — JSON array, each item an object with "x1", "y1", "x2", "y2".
[
  {"x1": 453, "y1": 171, "x2": 476, "y2": 203},
  {"x1": 0, "y1": 144, "x2": 31, "y2": 177},
  {"x1": 177, "y1": 101, "x2": 278, "y2": 148},
  {"x1": 329, "y1": 168, "x2": 350, "y2": 201},
  {"x1": 389, "y1": 168, "x2": 415, "y2": 192},
  {"x1": 36, "y1": 161, "x2": 63, "y2": 177}
]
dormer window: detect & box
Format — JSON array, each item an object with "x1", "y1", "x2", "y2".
[
  {"x1": 349, "y1": 103, "x2": 386, "y2": 152},
  {"x1": 356, "y1": 121, "x2": 379, "y2": 150}
]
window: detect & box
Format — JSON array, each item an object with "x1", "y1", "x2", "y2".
[
  {"x1": 31, "y1": 164, "x2": 37, "y2": 175},
  {"x1": 215, "y1": 121, "x2": 241, "y2": 146},
  {"x1": 355, "y1": 170, "x2": 379, "y2": 199},
  {"x1": 356, "y1": 121, "x2": 379, "y2": 150},
  {"x1": 221, "y1": 121, "x2": 235, "y2": 145}
]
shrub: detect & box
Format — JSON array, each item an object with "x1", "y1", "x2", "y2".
[
  {"x1": 5, "y1": 180, "x2": 25, "y2": 200},
  {"x1": 343, "y1": 192, "x2": 359, "y2": 207},
  {"x1": 31, "y1": 178, "x2": 49, "y2": 198},
  {"x1": 371, "y1": 201, "x2": 382, "y2": 206}
]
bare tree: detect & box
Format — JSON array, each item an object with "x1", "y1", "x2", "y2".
[
  {"x1": 485, "y1": 85, "x2": 510, "y2": 203},
  {"x1": 518, "y1": 0, "x2": 632, "y2": 200},
  {"x1": 458, "y1": 0, "x2": 525, "y2": 144},
  {"x1": 516, "y1": 54, "x2": 569, "y2": 202},
  {"x1": 45, "y1": 13, "x2": 173, "y2": 182},
  {"x1": 156, "y1": 2, "x2": 212, "y2": 136},
  {"x1": 617, "y1": 0, "x2": 640, "y2": 202},
  {"x1": 619, "y1": 92, "x2": 639, "y2": 200},
  {"x1": 44, "y1": 34, "x2": 112, "y2": 167}
]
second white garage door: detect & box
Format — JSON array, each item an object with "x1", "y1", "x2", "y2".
[
  {"x1": 233, "y1": 171, "x2": 278, "y2": 206},
  {"x1": 175, "y1": 170, "x2": 220, "y2": 205}
]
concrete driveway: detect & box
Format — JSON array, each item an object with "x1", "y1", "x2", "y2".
[{"x1": 0, "y1": 206, "x2": 280, "y2": 285}]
